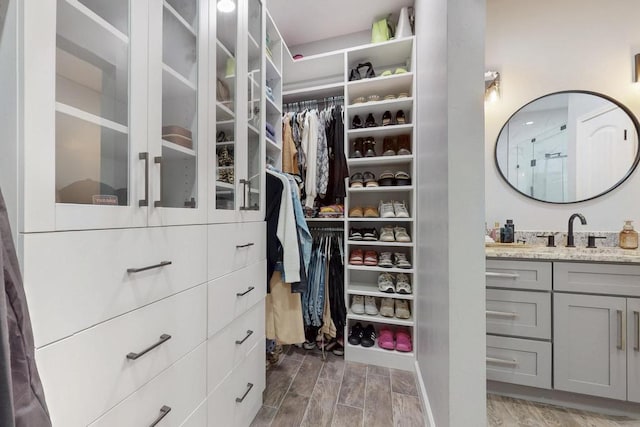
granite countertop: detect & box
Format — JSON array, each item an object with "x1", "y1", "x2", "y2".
[{"x1": 485, "y1": 244, "x2": 640, "y2": 263}]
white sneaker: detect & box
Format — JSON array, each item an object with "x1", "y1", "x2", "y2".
[
  {"x1": 395, "y1": 299, "x2": 411, "y2": 319},
  {"x1": 380, "y1": 298, "x2": 395, "y2": 317},
  {"x1": 379, "y1": 201, "x2": 396, "y2": 218},
  {"x1": 351, "y1": 295, "x2": 365, "y2": 314},
  {"x1": 393, "y1": 201, "x2": 410, "y2": 218},
  {"x1": 365, "y1": 296, "x2": 379, "y2": 315}
]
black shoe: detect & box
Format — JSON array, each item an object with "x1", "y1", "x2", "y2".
[
  {"x1": 365, "y1": 113, "x2": 377, "y2": 127},
  {"x1": 352, "y1": 115, "x2": 363, "y2": 129},
  {"x1": 348, "y1": 323, "x2": 364, "y2": 346},
  {"x1": 361, "y1": 324, "x2": 376, "y2": 347},
  {"x1": 396, "y1": 110, "x2": 406, "y2": 125},
  {"x1": 363, "y1": 228, "x2": 378, "y2": 241}
]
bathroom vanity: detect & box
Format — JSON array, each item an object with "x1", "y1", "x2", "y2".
[{"x1": 485, "y1": 246, "x2": 640, "y2": 411}]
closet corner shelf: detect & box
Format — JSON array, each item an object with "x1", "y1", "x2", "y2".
[
  {"x1": 266, "y1": 97, "x2": 282, "y2": 115},
  {"x1": 347, "y1": 155, "x2": 413, "y2": 166},
  {"x1": 347, "y1": 240, "x2": 414, "y2": 248},
  {"x1": 163, "y1": 0, "x2": 196, "y2": 37},
  {"x1": 346, "y1": 73, "x2": 414, "y2": 100},
  {"x1": 347, "y1": 124, "x2": 414, "y2": 138},
  {"x1": 162, "y1": 139, "x2": 196, "y2": 159},
  {"x1": 348, "y1": 185, "x2": 413, "y2": 193},
  {"x1": 56, "y1": 102, "x2": 129, "y2": 135},
  {"x1": 347, "y1": 265, "x2": 414, "y2": 274},
  {"x1": 347, "y1": 310, "x2": 415, "y2": 327},
  {"x1": 348, "y1": 283, "x2": 414, "y2": 301}
]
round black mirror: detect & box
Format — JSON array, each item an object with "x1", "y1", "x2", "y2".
[{"x1": 495, "y1": 91, "x2": 640, "y2": 203}]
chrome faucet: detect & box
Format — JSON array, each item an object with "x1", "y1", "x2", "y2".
[{"x1": 567, "y1": 213, "x2": 587, "y2": 247}]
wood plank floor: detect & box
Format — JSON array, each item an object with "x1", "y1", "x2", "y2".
[{"x1": 251, "y1": 346, "x2": 427, "y2": 427}]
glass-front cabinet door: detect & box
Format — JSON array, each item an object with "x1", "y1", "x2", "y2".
[
  {"x1": 149, "y1": 0, "x2": 208, "y2": 225},
  {"x1": 211, "y1": 0, "x2": 239, "y2": 222}
]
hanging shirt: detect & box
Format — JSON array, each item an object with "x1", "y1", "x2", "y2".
[
  {"x1": 316, "y1": 111, "x2": 329, "y2": 197},
  {"x1": 303, "y1": 110, "x2": 319, "y2": 209},
  {"x1": 282, "y1": 114, "x2": 298, "y2": 175}
]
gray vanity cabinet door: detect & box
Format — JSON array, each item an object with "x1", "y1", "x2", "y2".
[
  {"x1": 629, "y1": 298, "x2": 640, "y2": 403},
  {"x1": 554, "y1": 293, "x2": 627, "y2": 400}
]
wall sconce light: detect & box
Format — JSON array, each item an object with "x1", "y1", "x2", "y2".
[
  {"x1": 485, "y1": 71, "x2": 500, "y2": 102},
  {"x1": 217, "y1": 0, "x2": 235, "y2": 13},
  {"x1": 635, "y1": 54, "x2": 640, "y2": 82}
]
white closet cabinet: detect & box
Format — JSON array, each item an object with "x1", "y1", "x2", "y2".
[{"x1": 22, "y1": 0, "x2": 210, "y2": 232}]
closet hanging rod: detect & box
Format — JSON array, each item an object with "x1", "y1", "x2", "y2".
[
  {"x1": 283, "y1": 96, "x2": 344, "y2": 113},
  {"x1": 309, "y1": 227, "x2": 344, "y2": 232}
]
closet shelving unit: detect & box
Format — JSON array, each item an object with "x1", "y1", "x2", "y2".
[
  {"x1": 279, "y1": 33, "x2": 417, "y2": 370},
  {"x1": 265, "y1": 11, "x2": 283, "y2": 168}
]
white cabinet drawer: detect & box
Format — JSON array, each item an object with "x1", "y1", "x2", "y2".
[
  {"x1": 208, "y1": 222, "x2": 266, "y2": 280},
  {"x1": 208, "y1": 300, "x2": 265, "y2": 391},
  {"x1": 486, "y1": 259, "x2": 552, "y2": 291},
  {"x1": 208, "y1": 260, "x2": 266, "y2": 337},
  {"x1": 486, "y1": 289, "x2": 551, "y2": 339},
  {"x1": 207, "y1": 340, "x2": 265, "y2": 427},
  {"x1": 486, "y1": 335, "x2": 552, "y2": 389},
  {"x1": 36, "y1": 285, "x2": 206, "y2": 427},
  {"x1": 89, "y1": 343, "x2": 206, "y2": 427},
  {"x1": 554, "y1": 262, "x2": 640, "y2": 297},
  {"x1": 24, "y1": 225, "x2": 207, "y2": 347}
]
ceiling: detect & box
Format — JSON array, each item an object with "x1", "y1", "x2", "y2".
[{"x1": 267, "y1": 0, "x2": 414, "y2": 48}]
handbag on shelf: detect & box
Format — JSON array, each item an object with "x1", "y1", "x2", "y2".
[{"x1": 348, "y1": 62, "x2": 376, "y2": 81}]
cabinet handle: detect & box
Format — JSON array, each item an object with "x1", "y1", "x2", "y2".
[
  {"x1": 149, "y1": 405, "x2": 171, "y2": 427},
  {"x1": 239, "y1": 178, "x2": 248, "y2": 210},
  {"x1": 139, "y1": 152, "x2": 149, "y2": 207},
  {"x1": 634, "y1": 311, "x2": 639, "y2": 352},
  {"x1": 236, "y1": 242, "x2": 255, "y2": 249},
  {"x1": 236, "y1": 286, "x2": 255, "y2": 297},
  {"x1": 127, "y1": 261, "x2": 172, "y2": 273},
  {"x1": 486, "y1": 310, "x2": 518, "y2": 319},
  {"x1": 486, "y1": 357, "x2": 518, "y2": 367},
  {"x1": 485, "y1": 272, "x2": 520, "y2": 279},
  {"x1": 235, "y1": 382, "x2": 254, "y2": 403},
  {"x1": 126, "y1": 334, "x2": 172, "y2": 360},
  {"x1": 154, "y1": 156, "x2": 163, "y2": 207},
  {"x1": 617, "y1": 310, "x2": 625, "y2": 350},
  {"x1": 235, "y1": 330, "x2": 254, "y2": 345}
]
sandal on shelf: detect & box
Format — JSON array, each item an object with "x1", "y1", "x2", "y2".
[
  {"x1": 397, "y1": 135, "x2": 411, "y2": 155},
  {"x1": 384, "y1": 94, "x2": 396, "y2": 101},
  {"x1": 350, "y1": 172, "x2": 364, "y2": 188},
  {"x1": 364, "y1": 138, "x2": 377, "y2": 157},
  {"x1": 351, "y1": 138, "x2": 364, "y2": 158},
  {"x1": 367, "y1": 94, "x2": 380, "y2": 102},
  {"x1": 394, "y1": 67, "x2": 408, "y2": 74},
  {"x1": 395, "y1": 110, "x2": 406, "y2": 125},
  {"x1": 363, "y1": 205, "x2": 379, "y2": 218},
  {"x1": 363, "y1": 171, "x2": 378, "y2": 187},
  {"x1": 396, "y1": 273, "x2": 412, "y2": 294},
  {"x1": 382, "y1": 137, "x2": 397, "y2": 156},
  {"x1": 363, "y1": 250, "x2": 378, "y2": 266},
  {"x1": 394, "y1": 171, "x2": 411, "y2": 186},
  {"x1": 382, "y1": 110, "x2": 393, "y2": 126},
  {"x1": 380, "y1": 70, "x2": 392, "y2": 77},
  {"x1": 394, "y1": 227, "x2": 411, "y2": 242},
  {"x1": 365, "y1": 113, "x2": 377, "y2": 128},
  {"x1": 349, "y1": 228, "x2": 363, "y2": 241},
  {"x1": 349, "y1": 249, "x2": 364, "y2": 265},
  {"x1": 379, "y1": 225, "x2": 395, "y2": 242},
  {"x1": 352, "y1": 115, "x2": 363, "y2": 129},
  {"x1": 349, "y1": 206, "x2": 364, "y2": 218},
  {"x1": 378, "y1": 328, "x2": 395, "y2": 350},
  {"x1": 378, "y1": 170, "x2": 395, "y2": 187},
  {"x1": 397, "y1": 92, "x2": 409, "y2": 99},
  {"x1": 395, "y1": 330, "x2": 413, "y2": 352},
  {"x1": 352, "y1": 96, "x2": 366, "y2": 104}
]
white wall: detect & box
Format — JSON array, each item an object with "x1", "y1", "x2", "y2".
[
  {"x1": 416, "y1": 0, "x2": 486, "y2": 425},
  {"x1": 486, "y1": 0, "x2": 640, "y2": 231}
]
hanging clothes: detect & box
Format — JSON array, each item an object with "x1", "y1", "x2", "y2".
[
  {"x1": 322, "y1": 105, "x2": 348, "y2": 205},
  {"x1": 265, "y1": 271, "x2": 306, "y2": 345},
  {"x1": 282, "y1": 115, "x2": 298, "y2": 175}
]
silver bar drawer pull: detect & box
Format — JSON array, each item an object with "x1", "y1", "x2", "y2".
[
  {"x1": 149, "y1": 405, "x2": 171, "y2": 427},
  {"x1": 486, "y1": 310, "x2": 517, "y2": 319},
  {"x1": 486, "y1": 357, "x2": 518, "y2": 367},
  {"x1": 485, "y1": 272, "x2": 519, "y2": 279},
  {"x1": 236, "y1": 330, "x2": 254, "y2": 345},
  {"x1": 236, "y1": 242, "x2": 255, "y2": 249},
  {"x1": 127, "y1": 261, "x2": 172, "y2": 273},
  {"x1": 236, "y1": 286, "x2": 255, "y2": 297},
  {"x1": 236, "y1": 383, "x2": 254, "y2": 403},
  {"x1": 634, "y1": 311, "x2": 639, "y2": 352},
  {"x1": 617, "y1": 310, "x2": 624, "y2": 350},
  {"x1": 127, "y1": 334, "x2": 172, "y2": 360}
]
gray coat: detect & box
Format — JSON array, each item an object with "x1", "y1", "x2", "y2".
[{"x1": 0, "y1": 188, "x2": 51, "y2": 427}]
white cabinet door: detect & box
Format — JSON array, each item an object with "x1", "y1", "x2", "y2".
[
  {"x1": 628, "y1": 298, "x2": 640, "y2": 403},
  {"x1": 554, "y1": 293, "x2": 627, "y2": 400},
  {"x1": 22, "y1": 0, "x2": 150, "y2": 232},
  {"x1": 147, "y1": 0, "x2": 209, "y2": 226}
]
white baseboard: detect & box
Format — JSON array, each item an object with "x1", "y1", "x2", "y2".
[{"x1": 415, "y1": 361, "x2": 436, "y2": 427}]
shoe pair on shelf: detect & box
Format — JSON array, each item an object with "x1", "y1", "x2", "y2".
[
  {"x1": 349, "y1": 249, "x2": 378, "y2": 266},
  {"x1": 379, "y1": 200, "x2": 410, "y2": 218},
  {"x1": 379, "y1": 327, "x2": 412, "y2": 352},
  {"x1": 378, "y1": 272, "x2": 412, "y2": 294},
  {"x1": 350, "y1": 137, "x2": 376, "y2": 158},
  {"x1": 382, "y1": 135, "x2": 412, "y2": 156},
  {"x1": 351, "y1": 114, "x2": 379, "y2": 129},
  {"x1": 348, "y1": 323, "x2": 376, "y2": 347},
  {"x1": 379, "y1": 297, "x2": 411, "y2": 319},
  {"x1": 350, "y1": 295, "x2": 379, "y2": 315},
  {"x1": 350, "y1": 171, "x2": 378, "y2": 188},
  {"x1": 349, "y1": 228, "x2": 379, "y2": 241},
  {"x1": 382, "y1": 110, "x2": 406, "y2": 126},
  {"x1": 351, "y1": 94, "x2": 381, "y2": 104},
  {"x1": 379, "y1": 226, "x2": 411, "y2": 242},
  {"x1": 348, "y1": 205, "x2": 379, "y2": 218},
  {"x1": 378, "y1": 252, "x2": 412, "y2": 269},
  {"x1": 378, "y1": 170, "x2": 411, "y2": 187}
]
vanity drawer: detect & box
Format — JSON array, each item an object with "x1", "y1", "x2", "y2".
[
  {"x1": 207, "y1": 260, "x2": 267, "y2": 337},
  {"x1": 207, "y1": 222, "x2": 266, "y2": 281},
  {"x1": 207, "y1": 300, "x2": 265, "y2": 390},
  {"x1": 208, "y1": 340, "x2": 266, "y2": 427},
  {"x1": 486, "y1": 289, "x2": 551, "y2": 339},
  {"x1": 554, "y1": 262, "x2": 640, "y2": 296},
  {"x1": 89, "y1": 343, "x2": 206, "y2": 427},
  {"x1": 36, "y1": 285, "x2": 206, "y2": 427},
  {"x1": 486, "y1": 335, "x2": 552, "y2": 389},
  {"x1": 23, "y1": 225, "x2": 207, "y2": 347},
  {"x1": 486, "y1": 259, "x2": 552, "y2": 291}
]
